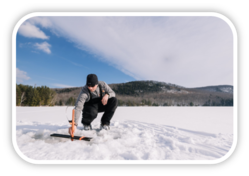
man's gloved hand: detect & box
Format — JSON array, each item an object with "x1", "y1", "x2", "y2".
[
  {"x1": 68, "y1": 125, "x2": 76, "y2": 136},
  {"x1": 101, "y1": 94, "x2": 109, "y2": 105}
]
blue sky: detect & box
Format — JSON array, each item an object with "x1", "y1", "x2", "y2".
[
  {"x1": 16, "y1": 16, "x2": 234, "y2": 88},
  {"x1": 16, "y1": 25, "x2": 135, "y2": 88}
]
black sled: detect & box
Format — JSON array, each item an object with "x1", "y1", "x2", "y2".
[{"x1": 50, "y1": 133, "x2": 92, "y2": 141}]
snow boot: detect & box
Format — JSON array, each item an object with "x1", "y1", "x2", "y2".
[
  {"x1": 83, "y1": 124, "x2": 92, "y2": 131},
  {"x1": 100, "y1": 124, "x2": 110, "y2": 130}
]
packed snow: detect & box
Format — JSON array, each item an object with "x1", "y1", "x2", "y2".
[{"x1": 15, "y1": 107, "x2": 234, "y2": 161}]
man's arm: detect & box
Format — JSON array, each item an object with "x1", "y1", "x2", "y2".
[
  {"x1": 74, "y1": 88, "x2": 89, "y2": 126},
  {"x1": 102, "y1": 81, "x2": 115, "y2": 98}
]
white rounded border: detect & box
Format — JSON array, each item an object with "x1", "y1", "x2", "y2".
[{"x1": 12, "y1": 12, "x2": 238, "y2": 165}]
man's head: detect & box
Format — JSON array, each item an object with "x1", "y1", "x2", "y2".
[{"x1": 86, "y1": 74, "x2": 98, "y2": 92}]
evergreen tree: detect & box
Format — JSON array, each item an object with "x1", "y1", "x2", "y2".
[
  {"x1": 16, "y1": 84, "x2": 21, "y2": 106},
  {"x1": 152, "y1": 102, "x2": 159, "y2": 106},
  {"x1": 66, "y1": 97, "x2": 76, "y2": 106},
  {"x1": 30, "y1": 88, "x2": 41, "y2": 106},
  {"x1": 24, "y1": 86, "x2": 33, "y2": 105},
  {"x1": 163, "y1": 102, "x2": 168, "y2": 106},
  {"x1": 146, "y1": 99, "x2": 152, "y2": 106},
  {"x1": 118, "y1": 99, "x2": 125, "y2": 106}
]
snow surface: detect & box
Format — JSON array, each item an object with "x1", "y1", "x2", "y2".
[{"x1": 15, "y1": 107, "x2": 233, "y2": 161}]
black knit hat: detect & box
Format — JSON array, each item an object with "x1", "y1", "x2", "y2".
[{"x1": 86, "y1": 74, "x2": 98, "y2": 87}]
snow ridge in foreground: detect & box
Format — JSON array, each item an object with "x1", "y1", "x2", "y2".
[{"x1": 16, "y1": 120, "x2": 233, "y2": 160}]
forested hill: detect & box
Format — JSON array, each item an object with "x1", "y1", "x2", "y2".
[
  {"x1": 193, "y1": 85, "x2": 233, "y2": 94},
  {"x1": 52, "y1": 80, "x2": 233, "y2": 106}
]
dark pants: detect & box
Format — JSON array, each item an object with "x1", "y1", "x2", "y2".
[{"x1": 81, "y1": 97, "x2": 118, "y2": 126}]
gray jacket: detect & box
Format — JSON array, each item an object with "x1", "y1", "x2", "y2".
[{"x1": 74, "y1": 81, "x2": 115, "y2": 125}]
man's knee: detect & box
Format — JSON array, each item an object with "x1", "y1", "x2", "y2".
[
  {"x1": 83, "y1": 108, "x2": 98, "y2": 118},
  {"x1": 82, "y1": 107, "x2": 98, "y2": 125},
  {"x1": 108, "y1": 97, "x2": 118, "y2": 110}
]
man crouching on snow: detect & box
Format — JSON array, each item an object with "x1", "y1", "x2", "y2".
[{"x1": 68, "y1": 74, "x2": 118, "y2": 135}]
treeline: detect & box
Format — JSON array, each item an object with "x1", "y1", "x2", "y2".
[
  {"x1": 55, "y1": 97, "x2": 77, "y2": 106},
  {"x1": 203, "y1": 98, "x2": 233, "y2": 106},
  {"x1": 16, "y1": 84, "x2": 57, "y2": 106},
  {"x1": 117, "y1": 98, "x2": 233, "y2": 106},
  {"x1": 118, "y1": 99, "x2": 159, "y2": 106},
  {"x1": 55, "y1": 88, "x2": 79, "y2": 94},
  {"x1": 112, "y1": 81, "x2": 167, "y2": 96}
]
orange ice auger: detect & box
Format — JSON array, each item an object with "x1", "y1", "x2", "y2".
[
  {"x1": 50, "y1": 107, "x2": 92, "y2": 142},
  {"x1": 70, "y1": 109, "x2": 86, "y2": 141}
]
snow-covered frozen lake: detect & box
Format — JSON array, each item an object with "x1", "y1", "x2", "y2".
[{"x1": 14, "y1": 106, "x2": 234, "y2": 162}]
